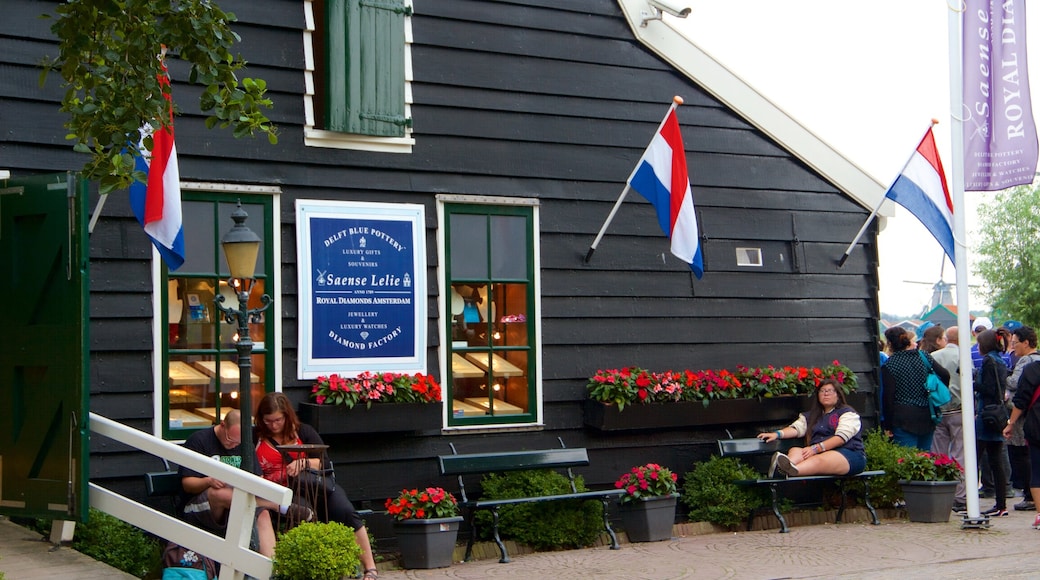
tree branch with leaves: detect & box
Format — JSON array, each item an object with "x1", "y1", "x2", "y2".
[
  {"x1": 42, "y1": 0, "x2": 278, "y2": 193},
  {"x1": 975, "y1": 183, "x2": 1040, "y2": 324}
]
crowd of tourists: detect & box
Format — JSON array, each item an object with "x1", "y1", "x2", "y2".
[{"x1": 881, "y1": 317, "x2": 1040, "y2": 528}]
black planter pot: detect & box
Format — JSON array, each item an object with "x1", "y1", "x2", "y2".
[
  {"x1": 898, "y1": 479, "x2": 957, "y2": 523},
  {"x1": 618, "y1": 494, "x2": 678, "y2": 542},
  {"x1": 584, "y1": 397, "x2": 810, "y2": 431},
  {"x1": 297, "y1": 402, "x2": 441, "y2": 434},
  {"x1": 393, "y1": 517, "x2": 463, "y2": 569}
]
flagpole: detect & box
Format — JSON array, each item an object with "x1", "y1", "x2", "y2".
[
  {"x1": 949, "y1": 1, "x2": 981, "y2": 522},
  {"x1": 584, "y1": 184, "x2": 632, "y2": 263},
  {"x1": 585, "y1": 96, "x2": 683, "y2": 264},
  {"x1": 836, "y1": 197, "x2": 886, "y2": 268},
  {"x1": 836, "y1": 120, "x2": 939, "y2": 268}
]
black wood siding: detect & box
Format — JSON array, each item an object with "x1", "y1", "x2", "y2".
[{"x1": 1, "y1": 0, "x2": 881, "y2": 526}]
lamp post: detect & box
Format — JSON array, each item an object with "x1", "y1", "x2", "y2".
[{"x1": 215, "y1": 201, "x2": 271, "y2": 473}]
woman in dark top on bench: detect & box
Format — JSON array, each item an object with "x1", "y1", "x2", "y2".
[{"x1": 757, "y1": 378, "x2": 866, "y2": 477}]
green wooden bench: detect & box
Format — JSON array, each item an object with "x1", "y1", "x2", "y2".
[
  {"x1": 717, "y1": 438, "x2": 884, "y2": 533},
  {"x1": 438, "y1": 438, "x2": 625, "y2": 563}
]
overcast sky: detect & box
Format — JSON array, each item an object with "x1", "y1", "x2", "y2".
[{"x1": 674, "y1": 0, "x2": 1040, "y2": 318}]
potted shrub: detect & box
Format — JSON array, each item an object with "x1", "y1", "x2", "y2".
[
  {"x1": 297, "y1": 371, "x2": 442, "y2": 434},
  {"x1": 615, "y1": 463, "x2": 679, "y2": 542},
  {"x1": 272, "y1": 521, "x2": 361, "y2": 580},
  {"x1": 385, "y1": 487, "x2": 463, "y2": 569},
  {"x1": 892, "y1": 450, "x2": 963, "y2": 523}
]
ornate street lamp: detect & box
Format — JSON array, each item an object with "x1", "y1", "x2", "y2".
[{"x1": 215, "y1": 201, "x2": 271, "y2": 472}]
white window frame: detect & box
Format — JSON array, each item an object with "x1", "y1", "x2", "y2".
[{"x1": 302, "y1": 0, "x2": 415, "y2": 152}]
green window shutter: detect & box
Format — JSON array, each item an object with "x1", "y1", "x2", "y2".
[{"x1": 326, "y1": 0, "x2": 410, "y2": 137}]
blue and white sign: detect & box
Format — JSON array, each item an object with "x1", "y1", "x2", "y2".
[{"x1": 296, "y1": 200, "x2": 427, "y2": 379}]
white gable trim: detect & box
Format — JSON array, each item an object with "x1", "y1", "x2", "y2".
[{"x1": 616, "y1": 0, "x2": 892, "y2": 215}]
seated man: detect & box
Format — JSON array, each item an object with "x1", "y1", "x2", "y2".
[{"x1": 179, "y1": 409, "x2": 311, "y2": 557}]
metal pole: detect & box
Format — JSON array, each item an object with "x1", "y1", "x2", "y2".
[
  {"x1": 216, "y1": 282, "x2": 271, "y2": 473},
  {"x1": 235, "y1": 286, "x2": 254, "y2": 473}
]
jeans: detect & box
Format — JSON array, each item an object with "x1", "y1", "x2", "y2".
[{"x1": 892, "y1": 427, "x2": 934, "y2": 451}]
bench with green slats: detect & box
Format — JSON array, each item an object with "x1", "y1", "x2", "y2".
[{"x1": 438, "y1": 439, "x2": 624, "y2": 563}]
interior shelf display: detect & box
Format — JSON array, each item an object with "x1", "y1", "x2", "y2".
[{"x1": 448, "y1": 281, "x2": 529, "y2": 418}]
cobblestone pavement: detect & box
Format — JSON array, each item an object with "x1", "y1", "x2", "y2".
[
  {"x1": 6, "y1": 508, "x2": 1040, "y2": 579},
  {"x1": 376, "y1": 509, "x2": 1040, "y2": 580}
]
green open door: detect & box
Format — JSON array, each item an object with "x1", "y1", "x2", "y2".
[{"x1": 0, "y1": 172, "x2": 90, "y2": 522}]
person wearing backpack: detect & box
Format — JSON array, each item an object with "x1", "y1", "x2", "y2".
[{"x1": 881, "y1": 326, "x2": 949, "y2": 451}]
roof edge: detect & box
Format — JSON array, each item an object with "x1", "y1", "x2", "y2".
[{"x1": 617, "y1": 0, "x2": 892, "y2": 215}]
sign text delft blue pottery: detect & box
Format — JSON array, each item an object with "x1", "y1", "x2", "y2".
[{"x1": 310, "y1": 218, "x2": 415, "y2": 359}]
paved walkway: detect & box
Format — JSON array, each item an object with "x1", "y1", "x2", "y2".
[
  {"x1": 377, "y1": 508, "x2": 1040, "y2": 579},
  {"x1": 0, "y1": 516, "x2": 137, "y2": 579},
  {"x1": 5, "y1": 508, "x2": 1040, "y2": 579}
]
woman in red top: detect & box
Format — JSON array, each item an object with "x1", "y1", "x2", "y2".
[{"x1": 254, "y1": 392, "x2": 378, "y2": 579}]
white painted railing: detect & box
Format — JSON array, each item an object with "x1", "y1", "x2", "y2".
[{"x1": 88, "y1": 412, "x2": 292, "y2": 580}]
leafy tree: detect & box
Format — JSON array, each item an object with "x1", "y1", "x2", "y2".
[
  {"x1": 975, "y1": 183, "x2": 1040, "y2": 326},
  {"x1": 42, "y1": 0, "x2": 277, "y2": 194}
]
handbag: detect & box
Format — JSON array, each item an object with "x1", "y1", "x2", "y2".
[
  {"x1": 271, "y1": 438, "x2": 337, "y2": 493},
  {"x1": 979, "y1": 355, "x2": 1009, "y2": 431},
  {"x1": 291, "y1": 466, "x2": 337, "y2": 494},
  {"x1": 919, "y1": 350, "x2": 951, "y2": 425}
]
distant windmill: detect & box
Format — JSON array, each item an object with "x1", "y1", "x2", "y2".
[
  {"x1": 904, "y1": 259, "x2": 960, "y2": 315},
  {"x1": 904, "y1": 278, "x2": 955, "y2": 312}
]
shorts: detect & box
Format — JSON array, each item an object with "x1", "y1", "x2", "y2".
[
  {"x1": 837, "y1": 447, "x2": 867, "y2": 475},
  {"x1": 182, "y1": 489, "x2": 226, "y2": 532}
]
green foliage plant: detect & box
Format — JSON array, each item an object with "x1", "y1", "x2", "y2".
[
  {"x1": 976, "y1": 184, "x2": 1040, "y2": 323},
  {"x1": 42, "y1": 0, "x2": 278, "y2": 194},
  {"x1": 273, "y1": 521, "x2": 361, "y2": 580},
  {"x1": 70, "y1": 508, "x2": 162, "y2": 578},
  {"x1": 681, "y1": 456, "x2": 766, "y2": 528},
  {"x1": 474, "y1": 469, "x2": 602, "y2": 551},
  {"x1": 861, "y1": 428, "x2": 912, "y2": 507}
]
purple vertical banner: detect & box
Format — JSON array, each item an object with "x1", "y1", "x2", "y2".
[{"x1": 963, "y1": 0, "x2": 1038, "y2": 191}]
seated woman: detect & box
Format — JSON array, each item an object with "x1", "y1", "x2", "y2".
[
  {"x1": 757, "y1": 378, "x2": 866, "y2": 477},
  {"x1": 254, "y1": 392, "x2": 378, "y2": 580}
]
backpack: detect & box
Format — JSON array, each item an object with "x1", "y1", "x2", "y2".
[
  {"x1": 918, "y1": 350, "x2": 951, "y2": 424},
  {"x1": 162, "y1": 541, "x2": 217, "y2": 580}
]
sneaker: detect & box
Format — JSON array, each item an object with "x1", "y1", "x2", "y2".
[
  {"x1": 767, "y1": 452, "x2": 780, "y2": 478},
  {"x1": 1033, "y1": 514, "x2": 1040, "y2": 529},
  {"x1": 1014, "y1": 499, "x2": 1035, "y2": 511},
  {"x1": 982, "y1": 506, "x2": 1009, "y2": 517},
  {"x1": 952, "y1": 503, "x2": 967, "y2": 515},
  {"x1": 775, "y1": 453, "x2": 799, "y2": 477}
]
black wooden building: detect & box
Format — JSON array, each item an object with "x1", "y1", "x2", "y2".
[{"x1": 1, "y1": 0, "x2": 890, "y2": 529}]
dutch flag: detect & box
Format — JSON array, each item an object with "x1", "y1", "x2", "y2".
[
  {"x1": 130, "y1": 59, "x2": 185, "y2": 271},
  {"x1": 627, "y1": 102, "x2": 704, "y2": 278},
  {"x1": 884, "y1": 127, "x2": 955, "y2": 263}
]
